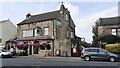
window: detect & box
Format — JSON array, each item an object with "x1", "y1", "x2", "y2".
[
  {"x1": 34, "y1": 27, "x2": 41, "y2": 36},
  {"x1": 90, "y1": 49, "x2": 99, "y2": 52},
  {"x1": 22, "y1": 30, "x2": 33, "y2": 37},
  {"x1": 23, "y1": 31, "x2": 26, "y2": 37},
  {"x1": 111, "y1": 29, "x2": 116, "y2": 35},
  {"x1": 39, "y1": 45, "x2": 45, "y2": 50},
  {"x1": 56, "y1": 20, "x2": 61, "y2": 27},
  {"x1": 99, "y1": 49, "x2": 106, "y2": 54},
  {"x1": 85, "y1": 49, "x2": 90, "y2": 52},
  {"x1": 39, "y1": 44, "x2": 51, "y2": 50},
  {"x1": 117, "y1": 29, "x2": 120, "y2": 35},
  {"x1": 65, "y1": 13, "x2": 69, "y2": 21},
  {"x1": 44, "y1": 27, "x2": 49, "y2": 35},
  {"x1": 71, "y1": 31, "x2": 74, "y2": 38},
  {"x1": 0, "y1": 39, "x2": 2, "y2": 43},
  {"x1": 67, "y1": 30, "x2": 69, "y2": 37}
]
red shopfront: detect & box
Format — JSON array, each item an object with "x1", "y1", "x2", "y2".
[{"x1": 17, "y1": 36, "x2": 53, "y2": 56}]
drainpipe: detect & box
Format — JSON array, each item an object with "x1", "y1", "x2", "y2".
[{"x1": 52, "y1": 20, "x2": 55, "y2": 57}]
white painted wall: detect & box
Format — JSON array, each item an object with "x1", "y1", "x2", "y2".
[
  {"x1": 0, "y1": 20, "x2": 17, "y2": 46},
  {"x1": 0, "y1": 23, "x2": 2, "y2": 45}
]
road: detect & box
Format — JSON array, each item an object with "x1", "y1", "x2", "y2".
[{"x1": 0, "y1": 56, "x2": 120, "y2": 68}]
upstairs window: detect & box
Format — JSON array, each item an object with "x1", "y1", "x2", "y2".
[
  {"x1": 0, "y1": 39, "x2": 2, "y2": 43},
  {"x1": 67, "y1": 30, "x2": 69, "y2": 37},
  {"x1": 117, "y1": 29, "x2": 120, "y2": 35},
  {"x1": 65, "y1": 13, "x2": 69, "y2": 21},
  {"x1": 56, "y1": 20, "x2": 61, "y2": 28},
  {"x1": 34, "y1": 27, "x2": 42, "y2": 36},
  {"x1": 111, "y1": 29, "x2": 116, "y2": 35},
  {"x1": 22, "y1": 30, "x2": 33, "y2": 37},
  {"x1": 44, "y1": 27, "x2": 49, "y2": 36},
  {"x1": 71, "y1": 31, "x2": 74, "y2": 38}
]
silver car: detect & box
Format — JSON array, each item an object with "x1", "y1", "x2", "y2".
[{"x1": 81, "y1": 47, "x2": 119, "y2": 62}]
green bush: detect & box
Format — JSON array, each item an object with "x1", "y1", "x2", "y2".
[{"x1": 105, "y1": 44, "x2": 120, "y2": 53}]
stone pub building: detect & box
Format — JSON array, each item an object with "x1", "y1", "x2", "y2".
[{"x1": 17, "y1": 3, "x2": 81, "y2": 57}]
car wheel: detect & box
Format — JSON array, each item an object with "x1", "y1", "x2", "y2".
[
  {"x1": 84, "y1": 56, "x2": 90, "y2": 61},
  {"x1": 1, "y1": 54, "x2": 4, "y2": 58},
  {"x1": 109, "y1": 57, "x2": 115, "y2": 62}
]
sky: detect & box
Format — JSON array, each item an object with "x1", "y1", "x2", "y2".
[{"x1": 0, "y1": 0, "x2": 119, "y2": 43}]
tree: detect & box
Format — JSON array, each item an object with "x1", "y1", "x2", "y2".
[
  {"x1": 98, "y1": 34, "x2": 120, "y2": 44},
  {"x1": 92, "y1": 35, "x2": 99, "y2": 47},
  {"x1": 92, "y1": 23, "x2": 99, "y2": 47}
]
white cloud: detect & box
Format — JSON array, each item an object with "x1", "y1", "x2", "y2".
[
  {"x1": 56, "y1": 2, "x2": 80, "y2": 18},
  {"x1": 64, "y1": 3, "x2": 80, "y2": 17}
]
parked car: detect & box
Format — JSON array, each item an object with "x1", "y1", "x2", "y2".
[
  {"x1": 0, "y1": 49, "x2": 12, "y2": 58},
  {"x1": 81, "y1": 47, "x2": 119, "y2": 62}
]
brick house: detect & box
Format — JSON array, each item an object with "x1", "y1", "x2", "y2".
[
  {"x1": 95, "y1": 16, "x2": 120, "y2": 37},
  {"x1": 17, "y1": 4, "x2": 81, "y2": 57},
  {"x1": 93, "y1": 16, "x2": 120, "y2": 47}
]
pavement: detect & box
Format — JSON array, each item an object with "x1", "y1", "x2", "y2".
[{"x1": 14, "y1": 55, "x2": 82, "y2": 60}]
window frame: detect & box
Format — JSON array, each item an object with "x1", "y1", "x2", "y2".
[
  {"x1": 117, "y1": 28, "x2": 120, "y2": 35},
  {"x1": 67, "y1": 30, "x2": 69, "y2": 38},
  {"x1": 65, "y1": 13, "x2": 69, "y2": 21},
  {"x1": 0, "y1": 39, "x2": 2, "y2": 43},
  {"x1": 39, "y1": 44, "x2": 51, "y2": 51},
  {"x1": 34, "y1": 27, "x2": 42, "y2": 36},
  {"x1": 111, "y1": 29, "x2": 117, "y2": 35},
  {"x1": 71, "y1": 31, "x2": 74, "y2": 38},
  {"x1": 22, "y1": 29, "x2": 33, "y2": 37},
  {"x1": 44, "y1": 27, "x2": 49, "y2": 36}
]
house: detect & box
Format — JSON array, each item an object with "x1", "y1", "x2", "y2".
[
  {"x1": 95, "y1": 16, "x2": 120, "y2": 37},
  {"x1": 0, "y1": 19, "x2": 17, "y2": 47},
  {"x1": 17, "y1": 3, "x2": 81, "y2": 57},
  {"x1": 92, "y1": 16, "x2": 120, "y2": 47}
]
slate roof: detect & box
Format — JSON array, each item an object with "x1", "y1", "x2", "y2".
[
  {"x1": 17, "y1": 10, "x2": 60, "y2": 25},
  {"x1": 99, "y1": 16, "x2": 120, "y2": 25}
]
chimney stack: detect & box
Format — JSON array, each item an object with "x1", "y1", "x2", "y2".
[{"x1": 26, "y1": 13, "x2": 31, "y2": 19}]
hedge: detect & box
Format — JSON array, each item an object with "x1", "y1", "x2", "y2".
[{"x1": 105, "y1": 44, "x2": 120, "y2": 53}]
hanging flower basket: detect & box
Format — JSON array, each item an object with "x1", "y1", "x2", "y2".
[
  {"x1": 42, "y1": 43, "x2": 48, "y2": 47},
  {"x1": 32, "y1": 43, "x2": 42, "y2": 47},
  {"x1": 17, "y1": 43, "x2": 28, "y2": 50}
]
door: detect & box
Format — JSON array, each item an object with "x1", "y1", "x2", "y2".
[
  {"x1": 98, "y1": 49, "x2": 109, "y2": 59},
  {"x1": 89, "y1": 49, "x2": 100, "y2": 59},
  {"x1": 29, "y1": 45, "x2": 32, "y2": 55}
]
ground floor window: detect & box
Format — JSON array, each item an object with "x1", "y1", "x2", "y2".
[
  {"x1": 39, "y1": 44, "x2": 51, "y2": 50},
  {"x1": 39, "y1": 45, "x2": 45, "y2": 50}
]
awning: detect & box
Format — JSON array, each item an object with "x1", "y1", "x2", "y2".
[
  {"x1": 32, "y1": 43, "x2": 48, "y2": 47},
  {"x1": 17, "y1": 43, "x2": 29, "y2": 48},
  {"x1": 42, "y1": 43, "x2": 48, "y2": 46}
]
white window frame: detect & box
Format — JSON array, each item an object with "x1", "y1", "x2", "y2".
[
  {"x1": 65, "y1": 13, "x2": 69, "y2": 21},
  {"x1": 44, "y1": 27, "x2": 49, "y2": 36},
  {"x1": 67, "y1": 30, "x2": 69, "y2": 37},
  {"x1": 0, "y1": 39, "x2": 2, "y2": 43},
  {"x1": 22, "y1": 30, "x2": 33, "y2": 37},
  {"x1": 117, "y1": 28, "x2": 120, "y2": 35},
  {"x1": 34, "y1": 27, "x2": 41, "y2": 36},
  {"x1": 111, "y1": 29, "x2": 116, "y2": 35},
  {"x1": 71, "y1": 31, "x2": 74, "y2": 38},
  {"x1": 56, "y1": 20, "x2": 61, "y2": 27}
]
